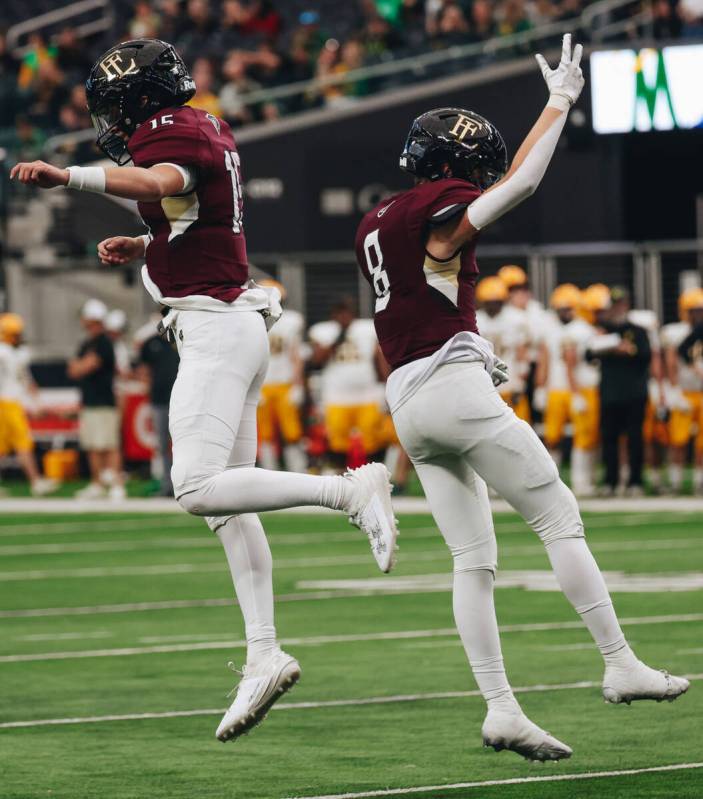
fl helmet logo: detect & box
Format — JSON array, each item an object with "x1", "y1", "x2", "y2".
[
  {"x1": 99, "y1": 52, "x2": 139, "y2": 81},
  {"x1": 449, "y1": 114, "x2": 479, "y2": 142}
]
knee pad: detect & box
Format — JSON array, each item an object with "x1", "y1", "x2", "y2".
[
  {"x1": 450, "y1": 537, "x2": 498, "y2": 576},
  {"x1": 176, "y1": 485, "x2": 210, "y2": 517},
  {"x1": 529, "y1": 481, "x2": 584, "y2": 546}
]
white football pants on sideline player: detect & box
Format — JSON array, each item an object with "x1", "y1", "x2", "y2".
[{"x1": 391, "y1": 360, "x2": 632, "y2": 707}]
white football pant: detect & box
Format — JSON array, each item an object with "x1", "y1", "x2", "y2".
[
  {"x1": 392, "y1": 361, "x2": 630, "y2": 707},
  {"x1": 168, "y1": 310, "x2": 348, "y2": 665}
]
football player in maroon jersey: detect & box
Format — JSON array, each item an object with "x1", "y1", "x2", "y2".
[
  {"x1": 12, "y1": 38, "x2": 399, "y2": 743},
  {"x1": 355, "y1": 34, "x2": 688, "y2": 761}
]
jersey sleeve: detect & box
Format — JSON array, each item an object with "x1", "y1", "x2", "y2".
[
  {"x1": 129, "y1": 109, "x2": 213, "y2": 172},
  {"x1": 412, "y1": 179, "x2": 482, "y2": 228}
]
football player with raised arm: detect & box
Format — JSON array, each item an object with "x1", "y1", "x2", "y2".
[
  {"x1": 12, "y1": 39, "x2": 398, "y2": 743},
  {"x1": 354, "y1": 35, "x2": 688, "y2": 761}
]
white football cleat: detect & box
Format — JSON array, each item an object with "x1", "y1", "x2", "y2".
[
  {"x1": 482, "y1": 707, "x2": 573, "y2": 762},
  {"x1": 74, "y1": 482, "x2": 107, "y2": 499},
  {"x1": 108, "y1": 484, "x2": 127, "y2": 501},
  {"x1": 344, "y1": 462, "x2": 398, "y2": 573},
  {"x1": 31, "y1": 478, "x2": 58, "y2": 497},
  {"x1": 216, "y1": 650, "x2": 301, "y2": 743},
  {"x1": 603, "y1": 660, "x2": 690, "y2": 705}
]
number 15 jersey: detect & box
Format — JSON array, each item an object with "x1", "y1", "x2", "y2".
[
  {"x1": 354, "y1": 178, "x2": 482, "y2": 372},
  {"x1": 129, "y1": 105, "x2": 248, "y2": 305}
]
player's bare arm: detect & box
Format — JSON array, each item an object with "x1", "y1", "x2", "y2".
[
  {"x1": 427, "y1": 33, "x2": 584, "y2": 256},
  {"x1": 67, "y1": 350, "x2": 102, "y2": 379},
  {"x1": 10, "y1": 161, "x2": 186, "y2": 203}
]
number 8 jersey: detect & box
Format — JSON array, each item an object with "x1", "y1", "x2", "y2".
[
  {"x1": 129, "y1": 105, "x2": 248, "y2": 305},
  {"x1": 354, "y1": 178, "x2": 482, "y2": 372}
]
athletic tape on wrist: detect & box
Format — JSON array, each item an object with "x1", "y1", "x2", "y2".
[
  {"x1": 67, "y1": 166, "x2": 106, "y2": 193},
  {"x1": 547, "y1": 94, "x2": 572, "y2": 113}
]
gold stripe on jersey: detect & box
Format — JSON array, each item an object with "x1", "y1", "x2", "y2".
[
  {"x1": 423, "y1": 252, "x2": 461, "y2": 306},
  {"x1": 161, "y1": 192, "x2": 200, "y2": 242}
]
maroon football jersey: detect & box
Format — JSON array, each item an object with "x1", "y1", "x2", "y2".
[
  {"x1": 129, "y1": 105, "x2": 247, "y2": 303},
  {"x1": 355, "y1": 179, "x2": 482, "y2": 371}
]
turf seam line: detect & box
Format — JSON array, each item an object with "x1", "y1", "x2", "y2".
[
  {"x1": 2, "y1": 614, "x2": 703, "y2": 656},
  {"x1": 282, "y1": 762, "x2": 703, "y2": 799},
  {"x1": 1, "y1": 675, "x2": 701, "y2": 729}
]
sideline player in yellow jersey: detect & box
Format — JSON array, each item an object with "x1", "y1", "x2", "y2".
[
  {"x1": 662, "y1": 287, "x2": 703, "y2": 494},
  {"x1": 0, "y1": 314, "x2": 57, "y2": 496},
  {"x1": 475, "y1": 276, "x2": 532, "y2": 421},
  {"x1": 256, "y1": 280, "x2": 307, "y2": 473},
  {"x1": 534, "y1": 284, "x2": 599, "y2": 495},
  {"x1": 309, "y1": 298, "x2": 385, "y2": 468}
]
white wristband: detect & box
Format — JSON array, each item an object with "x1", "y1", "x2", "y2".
[{"x1": 67, "y1": 166, "x2": 106, "y2": 193}]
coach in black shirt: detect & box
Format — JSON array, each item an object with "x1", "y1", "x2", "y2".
[
  {"x1": 138, "y1": 328, "x2": 179, "y2": 496},
  {"x1": 67, "y1": 299, "x2": 122, "y2": 499},
  {"x1": 588, "y1": 287, "x2": 651, "y2": 495}
]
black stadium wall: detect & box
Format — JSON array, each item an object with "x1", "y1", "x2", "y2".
[{"x1": 236, "y1": 57, "x2": 701, "y2": 254}]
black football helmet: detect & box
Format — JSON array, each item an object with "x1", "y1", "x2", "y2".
[
  {"x1": 399, "y1": 107, "x2": 507, "y2": 189},
  {"x1": 85, "y1": 39, "x2": 195, "y2": 164}
]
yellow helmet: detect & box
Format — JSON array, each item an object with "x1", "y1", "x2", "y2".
[
  {"x1": 580, "y1": 283, "x2": 611, "y2": 323},
  {"x1": 497, "y1": 264, "x2": 528, "y2": 289},
  {"x1": 550, "y1": 283, "x2": 582, "y2": 310},
  {"x1": 0, "y1": 313, "x2": 24, "y2": 343},
  {"x1": 476, "y1": 276, "x2": 509, "y2": 304},
  {"x1": 678, "y1": 287, "x2": 703, "y2": 321},
  {"x1": 258, "y1": 278, "x2": 287, "y2": 302}
]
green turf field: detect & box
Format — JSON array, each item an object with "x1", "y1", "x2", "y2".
[{"x1": 0, "y1": 509, "x2": 701, "y2": 799}]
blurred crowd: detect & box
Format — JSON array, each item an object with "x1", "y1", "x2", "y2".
[
  {"x1": 3, "y1": 267, "x2": 703, "y2": 499},
  {"x1": 2, "y1": 0, "x2": 702, "y2": 160}
]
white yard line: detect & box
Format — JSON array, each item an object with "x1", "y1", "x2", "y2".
[
  {"x1": 2, "y1": 531, "x2": 700, "y2": 558},
  {"x1": 1, "y1": 496, "x2": 703, "y2": 514},
  {"x1": 1, "y1": 615, "x2": 702, "y2": 662},
  {"x1": 1, "y1": 676, "x2": 701, "y2": 730},
  {"x1": 282, "y1": 763, "x2": 703, "y2": 799}
]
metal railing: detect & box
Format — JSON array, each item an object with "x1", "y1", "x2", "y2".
[{"x1": 6, "y1": 0, "x2": 114, "y2": 57}]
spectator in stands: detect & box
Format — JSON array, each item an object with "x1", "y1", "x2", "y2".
[
  {"x1": 17, "y1": 33, "x2": 56, "y2": 90},
  {"x1": 332, "y1": 38, "x2": 369, "y2": 100},
  {"x1": 219, "y1": 51, "x2": 260, "y2": 126},
  {"x1": 212, "y1": 1, "x2": 249, "y2": 54},
  {"x1": 527, "y1": 0, "x2": 557, "y2": 27},
  {"x1": 589, "y1": 287, "x2": 651, "y2": 497},
  {"x1": 187, "y1": 57, "x2": 222, "y2": 117},
  {"x1": 55, "y1": 27, "x2": 92, "y2": 77},
  {"x1": 437, "y1": 2, "x2": 471, "y2": 45},
  {"x1": 129, "y1": 0, "x2": 161, "y2": 39},
  {"x1": 159, "y1": 0, "x2": 189, "y2": 42},
  {"x1": 680, "y1": 0, "x2": 703, "y2": 35},
  {"x1": 176, "y1": 0, "x2": 217, "y2": 61},
  {"x1": 137, "y1": 323, "x2": 179, "y2": 497},
  {"x1": 12, "y1": 115, "x2": 45, "y2": 162},
  {"x1": 470, "y1": 0, "x2": 498, "y2": 40},
  {"x1": 498, "y1": 0, "x2": 533, "y2": 36},
  {"x1": 68, "y1": 299, "x2": 125, "y2": 501},
  {"x1": 24, "y1": 59, "x2": 67, "y2": 131},
  {"x1": 234, "y1": 0, "x2": 283, "y2": 39},
  {"x1": 652, "y1": 0, "x2": 684, "y2": 38}
]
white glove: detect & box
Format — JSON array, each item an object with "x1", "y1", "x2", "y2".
[
  {"x1": 535, "y1": 33, "x2": 584, "y2": 108},
  {"x1": 491, "y1": 358, "x2": 509, "y2": 387},
  {"x1": 533, "y1": 386, "x2": 547, "y2": 412},
  {"x1": 571, "y1": 392, "x2": 587, "y2": 415}
]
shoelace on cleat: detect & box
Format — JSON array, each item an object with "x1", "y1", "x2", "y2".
[{"x1": 226, "y1": 661, "x2": 246, "y2": 699}]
